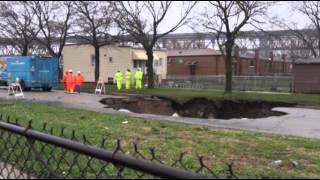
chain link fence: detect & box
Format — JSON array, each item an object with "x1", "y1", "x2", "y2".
[
  {"x1": 159, "y1": 75, "x2": 293, "y2": 93},
  {"x1": 0, "y1": 116, "x2": 240, "y2": 179},
  {"x1": 55, "y1": 74, "x2": 293, "y2": 93}
]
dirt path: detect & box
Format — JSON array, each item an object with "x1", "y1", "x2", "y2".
[{"x1": 0, "y1": 90, "x2": 320, "y2": 139}]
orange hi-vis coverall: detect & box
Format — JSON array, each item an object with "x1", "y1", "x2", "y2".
[
  {"x1": 75, "y1": 74, "x2": 85, "y2": 86},
  {"x1": 66, "y1": 73, "x2": 75, "y2": 93},
  {"x1": 75, "y1": 74, "x2": 85, "y2": 94},
  {"x1": 63, "y1": 72, "x2": 68, "y2": 91}
]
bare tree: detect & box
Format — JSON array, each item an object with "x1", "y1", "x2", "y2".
[
  {"x1": 296, "y1": 1, "x2": 320, "y2": 57},
  {"x1": 270, "y1": 22, "x2": 318, "y2": 59},
  {"x1": 112, "y1": 1, "x2": 197, "y2": 89},
  {"x1": 27, "y1": 1, "x2": 74, "y2": 79},
  {"x1": 72, "y1": 1, "x2": 114, "y2": 82},
  {"x1": 0, "y1": 1, "x2": 39, "y2": 56},
  {"x1": 29, "y1": 1, "x2": 73, "y2": 59},
  {"x1": 271, "y1": 1, "x2": 320, "y2": 58},
  {"x1": 199, "y1": 1, "x2": 269, "y2": 93}
]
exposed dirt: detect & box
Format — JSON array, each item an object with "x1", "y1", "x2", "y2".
[
  {"x1": 100, "y1": 96, "x2": 177, "y2": 116},
  {"x1": 99, "y1": 96, "x2": 296, "y2": 120}
]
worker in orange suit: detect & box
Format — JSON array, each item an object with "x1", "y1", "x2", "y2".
[
  {"x1": 63, "y1": 71, "x2": 69, "y2": 93},
  {"x1": 66, "y1": 69, "x2": 75, "y2": 94},
  {"x1": 75, "y1": 71, "x2": 85, "y2": 94}
]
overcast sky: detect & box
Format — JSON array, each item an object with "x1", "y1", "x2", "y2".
[{"x1": 157, "y1": 1, "x2": 310, "y2": 34}]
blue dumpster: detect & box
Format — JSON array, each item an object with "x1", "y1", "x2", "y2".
[{"x1": 0, "y1": 56, "x2": 59, "y2": 91}]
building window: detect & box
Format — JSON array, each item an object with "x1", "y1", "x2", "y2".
[
  {"x1": 134, "y1": 60, "x2": 143, "y2": 68},
  {"x1": 91, "y1": 54, "x2": 95, "y2": 67},
  {"x1": 134, "y1": 60, "x2": 138, "y2": 68},
  {"x1": 178, "y1": 59, "x2": 183, "y2": 64},
  {"x1": 249, "y1": 59, "x2": 254, "y2": 67},
  {"x1": 159, "y1": 58, "x2": 163, "y2": 66},
  {"x1": 109, "y1": 57, "x2": 113, "y2": 63},
  {"x1": 167, "y1": 58, "x2": 172, "y2": 64}
]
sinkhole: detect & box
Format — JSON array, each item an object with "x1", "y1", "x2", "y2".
[{"x1": 100, "y1": 96, "x2": 295, "y2": 120}]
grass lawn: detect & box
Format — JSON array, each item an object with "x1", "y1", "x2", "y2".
[
  {"x1": 106, "y1": 88, "x2": 320, "y2": 106},
  {"x1": 0, "y1": 100, "x2": 319, "y2": 178},
  {"x1": 58, "y1": 83, "x2": 320, "y2": 106}
]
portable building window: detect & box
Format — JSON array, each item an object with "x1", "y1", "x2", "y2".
[
  {"x1": 91, "y1": 54, "x2": 95, "y2": 67},
  {"x1": 134, "y1": 60, "x2": 143, "y2": 68},
  {"x1": 159, "y1": 58, "x2": 163, "y2": 66}
]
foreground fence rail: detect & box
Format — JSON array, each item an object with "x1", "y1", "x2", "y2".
[{"x1": 0, "y1": 118, "x2": 237, "y2": 179}]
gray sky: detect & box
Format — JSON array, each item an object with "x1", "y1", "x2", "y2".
[{"x1": 157, "y1": 1, "x2": 310, "y2": 34}]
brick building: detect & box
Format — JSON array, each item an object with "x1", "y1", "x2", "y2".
[
  {"x1": 234, "y1": 47, "x2": 292, "y2": 76},
  {"x1": 167, "y1": 49, "x2": 224, "y2": 76},
  {"x1": 167, "y1": 47, "x2": 292, "y2": 76},
  {"x1": 293, "y1": 58, "x2": 320, "y2": 94}
]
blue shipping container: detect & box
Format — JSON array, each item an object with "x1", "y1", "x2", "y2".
[{"x1": 0, "y1": 56, "x2": 59, "y2": 91}]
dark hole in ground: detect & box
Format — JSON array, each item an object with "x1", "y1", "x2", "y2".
[{"x1": 99, "y1": 96, "x2": 296, "y2": 120}]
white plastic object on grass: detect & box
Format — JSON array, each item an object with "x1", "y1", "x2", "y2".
[
  {"x1": 122, "y1": 121, "x2": 128, "y2": 124},
  {"x1": 119, "y1": 109, "x2": 131, "y2": 113},
  {"x1": 270, "y1": 160, "x2": 283, "y2": 167},
  {"x1": 172, "y1": 113, "x2": 180, "y2": 117}
]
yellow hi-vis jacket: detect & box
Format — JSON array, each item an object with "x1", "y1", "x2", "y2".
[
  {"x1": 115, "y1": 72, "x2": 123, "y2": 82},
  {"x1": 125, "y1": 71, "x2": 132, "y2": 80},
  {"x1": 135, "y1": 70, "x2": 143, "y2": 80}
]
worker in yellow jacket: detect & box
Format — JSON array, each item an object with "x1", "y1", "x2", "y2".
[
  {"x1": 135, "y1": 68, "x2": 143, "y2": 89},
  {"x1": 125, "y1": 69, "x2": 132, "y2": 90},
  {"x1": 114, "y1": 70, "x2": 123, "y2": 90}
]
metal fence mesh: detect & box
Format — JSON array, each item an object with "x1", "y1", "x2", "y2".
[
  {"x1": 55, "y1": 74, "x2": 293, "y2": 94},
  {"x1": 159, "y1": 75, "x2": 293, "y2": 92},
  {"x1": 0, "y1": 118, "x2": 239, "y2": 179}
]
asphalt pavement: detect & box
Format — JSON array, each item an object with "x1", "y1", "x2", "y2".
[{"x1": 1, "y1": 90, "x2": 320, "y2": 139}]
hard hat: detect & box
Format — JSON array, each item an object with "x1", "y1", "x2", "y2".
[
  {"x1": 68, "y1": 69, "x2": 73, "y2": 73},
  {"x1": 77, "y1": 71, "x2": 81, "y2": 74}
]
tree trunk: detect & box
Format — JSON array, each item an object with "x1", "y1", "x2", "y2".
[
  {"x1": 225, "y1": 43, "x2": 234, "y2": 93},
  {"x1": 317, "y1": 38, "x2": 320, "y2": 57},
  {"x1": 94, "y1": 46, "x2": 100, "y2": 82},
  {"x1": 58, "y1": 58, "x2": 62, "y2": 81},
  {"x1": 50, "y1": 54, "x2": 62, "y2": 81},
  {"x1": 22, "y1": 43, "x2": 28, "y2": 56},
  {"x1": 21, "y1": 49, "x2": 28, "y2": 56},
  {"x1": 146, "y1": 49, "x2": 154, "y2": 89}
]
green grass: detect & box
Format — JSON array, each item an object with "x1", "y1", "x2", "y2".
[
  {"x1": 106, "y1": 88, "x2": 320, "y2": 106},
  {"x1": 0, "y1": 100, "x2": 319, "y2": 178},
  {"x1": 58, "y1": 82, "x2": 320, "y2": 106}
]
